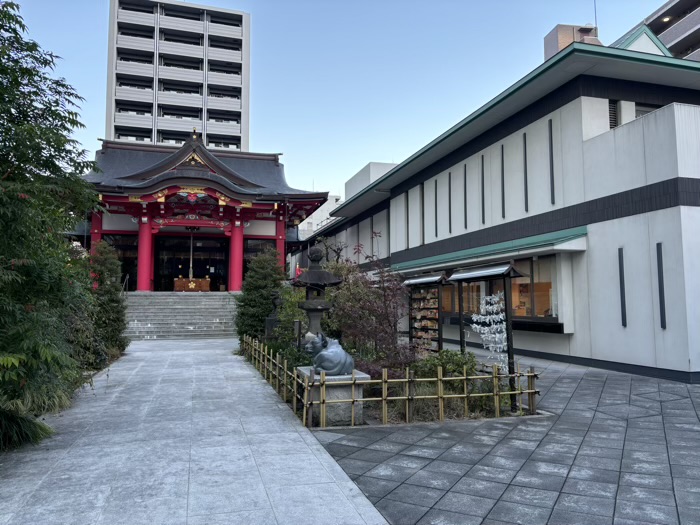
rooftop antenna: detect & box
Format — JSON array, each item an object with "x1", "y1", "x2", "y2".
[{"x1": 594, "y1": 0, "x2": 598, "y2": 31}]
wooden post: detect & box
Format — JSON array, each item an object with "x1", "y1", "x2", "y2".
[
  {"x1": 276, "y1": 353, "x2": 280, "y2": 393},
  {"x1": 437, "y1": 366, "x2": 444, "y2": 421},
  {"x1": 382, "y1": 368, "x2": 388, "y2": 425},
  {"x1": 463, "y1": 365, "x2": 469, "y2": 418},
  {"x1": 351, "y1": 370, "x2": 356, "y2": 427},
  {"x1": 292, "y1": 368, "x2": 298, "y2": 413},
  {"x1": 517, "y1": 362, "x2": 523, "y2": 416},
  {"x1": 408, "y1": 370, "x2": 416, "y2": 423},
  {"x1": 528, "y1": 366, "x2": 537, "y2": 415},
  {"x1": 320, "y1": 371, "x2": 327, "y2": 429},
  {"x1": 283, "y1": 359, "x2": 288, "y2": 402},
  {"x1": 303, "y1": 375, "x2": 311, "y2": 428},
  {"x1": 492, "y1": 364, "x2": 501, "y2": 418},
  {"x1": 404, "y1": 368, "x2": 410, "y2": 423}
]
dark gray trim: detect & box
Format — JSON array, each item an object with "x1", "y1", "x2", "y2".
[
  {"x1": 420, "y1": 182, "x2": 425, "y2": 245},
  {"x1": 619, "y1": 247, "x2": 627, "y2": 328},
  {"x1": 448, "y1": 172, "x2": 452, "y2": 234},
  {"x1": 657, "y1": 242, "x2": 666, "y2": 330},
  {"x1": 463, "y1": 164, "x2": 468, "y2": 229},
  {"x1": 434, "y1": 179, "x2": 438, "y2": 238},
  {"x1": 548, "y1": 118, "x2": 555, "y2": 205},
  {"x1": 480, "y1": 155, "x2": 485, "y2": 225},
  {"x1": 523, "y1": 133, "x2": 529, "y2": 212},
  {"x1": 500, "y1": 144, "x2": 505, "y2": 219},
  {"x1": 404, "y1": 191, "x2": 409, "y2": 249},
  {"x1": 391, "y1": 177, "x2": 700, "y2": 265},
  {"x1": 448, "y1": 340, "x2": 700, "y2": 383}
]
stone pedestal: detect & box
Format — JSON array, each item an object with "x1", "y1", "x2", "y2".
[{"x1": 296, "y1": 367, "x2": 370, "y2": 426}]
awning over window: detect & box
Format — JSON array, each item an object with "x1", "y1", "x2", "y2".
[
  {"x1": 402, "y1": 274, "x2": 443, "y2": 287},
  {"x1": 447, "y1": 263, "x2": 522, "y2": 282}
]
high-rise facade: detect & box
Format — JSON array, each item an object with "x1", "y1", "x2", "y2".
[{"x1": 105, "y1": 0, "x2": 250, "y2": 151}]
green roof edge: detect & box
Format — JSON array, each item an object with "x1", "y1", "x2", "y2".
[
  {"x1": 332, "y1": 42, "x2": 697, "y2": 219},
  {"x1": 391, "y1": 226, "x2": 588, "y2": 272},
  {"x1": 612, "y1": 25, "x2": 672, "y2": 57}
]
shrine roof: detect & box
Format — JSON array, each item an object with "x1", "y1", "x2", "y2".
[{"x1": 84, "y1": 136, "x2": 327, "y2": 202}]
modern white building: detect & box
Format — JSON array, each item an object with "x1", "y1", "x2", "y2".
[
  {"x1": 292, "y1": 34, "x2": 700, "y2": 382},
  {"x1": 105, "y1": 0, "x2": 250, "y2": 151},
  {"x1": 298, "y1": 195, "x2": 343, "y2": 240}
]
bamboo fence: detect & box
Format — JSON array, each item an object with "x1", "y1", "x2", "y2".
[{"x1": 241, "y1": 335, "x2": 539, "y2": 429}]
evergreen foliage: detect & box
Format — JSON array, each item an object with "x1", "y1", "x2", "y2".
[
  {"x1": 234, "y1": 249, "x2": 285, "y2": 339},
  {"x1": 90, "y1": 241, "x2": 128, "y2": 360},
  {"x1": 0, "y1": 2, "x2": 103, "y2": 450}
]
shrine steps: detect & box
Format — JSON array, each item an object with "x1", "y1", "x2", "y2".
[{"x1": 124, "y1": 292, "x2": 238, "y2": 340}]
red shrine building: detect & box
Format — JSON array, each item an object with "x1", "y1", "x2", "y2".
[{"x1": 85, "y1": 133, "x2": 326, "y2": 292}]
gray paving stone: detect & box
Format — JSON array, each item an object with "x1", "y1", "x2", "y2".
[
  {"x1": 548, "y1": 509, "x2": 613, "y2": 525},
  {"x1": 466, "y1": 465, "x2": 517, "y2": 483},
  {"x1": 450, "y1": 477, "x2": 508, "y2": 499},
  {"x1": 404, "y1": 469, "x2": 461, "y2": 490},
  {"x1": 367, "y1": 440, "x2": 411, "y2": 454},
  {"x1": 555, "y1": 493, "x2": 615, "y2": 517},
  {"x1": 617, "y1": 485, "x2": 676, "y2": 506},
  {"x1": 562, "y1": 478, "x2": 618, "y2": 499},
  {"x1": 621, "y1": 459, "x2": 672, "y2": 476},
  {"x1": 364, "y1": 463, "x2": 419, "y2": 483},
  {"x1": 402, "y1": 446, "x2": 444, "y2": 459},
  {"x1": 568, "y1": 466, "x2": 620, "y2": 484},
  {"x1": 354, "y1": 476, "x2": 402, "y2": 499},
  {"x1": 384, "y1": 484, "x2": 446, "y2": 508},
  {"x1": 486, "y1": 500, "x2": 551, "y2": 525},
  {"x1": 434, "y1": 492, "x2": 497, "y2": 518},
  {"x1": 347, "y1": 448, "x2": 397, "y2": 463},
  {"x1": 417, "y1": 509, "x2": 482, "y2": 525},
  {"x1": 423, "y1": 460, "x2": 472, "y2": 476},
  {"x1": 573, "y1": 454, "x2": 621, "y2": 471},
  {"x1": 338, "y1": 458, "x2": 378, "y2": 475},
  {"x1": 676, "y1": 489, "x2": 700, "y2": 509},
  {"x1": 510, "y1": 471, "x2": 566, "y2": 491},
  {"x1": 520, "y1": 460, "x2": 570, "y2": 477},
  {"x1": 384, "y1": 455, "x2": 432, "y2": 469},
  {"x1": 620, "y1": 472, "x2": 673, "y2": 490},
  {"x1": 375, "y1": 499, "x2": 429, "y2": 525},
  {"x1": 615, "y1": 500, "x2": 679, "y2": 525},
  {"x1": 500, "y1": 485, "x2": 559, "y2": 508}
]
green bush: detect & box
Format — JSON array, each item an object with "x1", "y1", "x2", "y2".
[
  {"x1": 411, "y1": 350, "x2": 478, "y2": 378},
  {"x1": 235, "y1": 249, "x2": 285, "y2": 339},
  {"x1": 90, "y1": 241, "x2": 128, "y2": 360}
]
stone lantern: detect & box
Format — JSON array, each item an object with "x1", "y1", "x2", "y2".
[{"x1": 293, "y1": 245, "x2": 342, "y2": 336}]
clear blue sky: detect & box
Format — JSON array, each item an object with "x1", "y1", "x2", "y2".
[{"x1": 19, "y1": 0, "x2": 661, "y2": 197}]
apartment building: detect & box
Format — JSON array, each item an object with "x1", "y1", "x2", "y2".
[{"x1": 105, "y1": 0, "x2": 250, "y2": 151}]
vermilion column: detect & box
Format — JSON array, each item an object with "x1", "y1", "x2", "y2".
[
  {"x1": 137, "y1": 217, "x2": 153, "y2": 291},
  {"x1": 276, "y1": 217, "x2": 286, "y2": 268},
  {"x1": 90, "y1": 212, "x2": 102, "y2": 252},
  {"x1": 229, "y1": 221, "x2": 244, "y2": 292}
]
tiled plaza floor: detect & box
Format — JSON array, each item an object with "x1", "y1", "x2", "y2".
[
  {"x1": 318, "y1": 351, "x2": 700, "y2": 525},
  {"x1": 0, "y1": 339, "x2": 386, "y2": 525}
]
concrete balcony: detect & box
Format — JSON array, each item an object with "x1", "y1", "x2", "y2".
[
  {"x1": 157, "y1": 90, "x2": 202, "y2": 107},
  {"x1": 158, "y1": 65, "x2": 204, "y2": 84},
  {"x1": 207, "y1": 141, "x2": 240, "y2": 151},
  {"x1": 158, "y1": 15, "x2": 204, "y2": 34},
  {"x1": 206, "y1": 120, "x2": 241, "y2": 135},
  {"x1": 117, "y1": 136, "x2": 152, "y2": 144},
  {"x1": 206, "y1": 95, "x2": 241, "y2": 111},
  {"x1": 117, "y1": 9, "x2": 155, "y2": 26},
  {"x1": 208, "y1": 22, "x2": 242, "y2": 39},
  {"x1": 208, "y1": 71, "x2": 241, "y2": 87},
  {"x1": 116, "y1": 60, "x2": 154, "y2": 77},
  {"x1": 117, "y1": 34, "x2": 155, "y2": 53},
  {"x1": 159, "y1": 40, "x2": 203, "y2": 59},
  {"x1": 157, "y1": 116, "x2": 203, "y2": 133},
  {"x1": 115, "y1": 112, "x2": 153, "y2": 128},
  {"x1": 659, "y1": 7, "x2": 700, "y2": 50},
  {"x1": 208, "y1": 47, "x2": 242, "y2": 62},
  {"x1": 115, "y1": 86, "x2": 154, "y2": 103}
]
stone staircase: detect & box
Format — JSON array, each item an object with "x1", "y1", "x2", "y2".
[{"x1": 124, "y1": 292, "x2": 238, "y2": 340}]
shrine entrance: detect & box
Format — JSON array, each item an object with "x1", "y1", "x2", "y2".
[{"x1": 153, "y1": 235, "x2": 229, "y2": 292}]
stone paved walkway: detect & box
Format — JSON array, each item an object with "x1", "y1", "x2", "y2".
[
  {"x1": 318, "y1": 350, "x2": 700, "y2": 525},
  {"x1": 0, "y1": 339, "x2": 386, "y2": 525}
]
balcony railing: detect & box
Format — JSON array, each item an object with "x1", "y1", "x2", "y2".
[
  {"x1": 115, "y1": 112, "x2": 153, "y2": 128},
  {"x1": 158, "y1": 116, "x2": 203, "y2": 133},
  {"x1": 208, "y1": 47, "x2": 242, "y2": 63},
  {"x1": 208, "y1": 21, "x2": 242, "y2": 39},
  {"x1": 206, "y1": 95, "x2": 241, "y2": 111},
  {"x1": 208, "y1": 71, "x2": 242, "y2": 87},
  {"x1": 116, "y1": 60, "x2": 153, "y2": 77},
  {"x1": 157, "y1": 90, "x2": 203, "y2": 107},
  {"x1": 158, "y1": 65, "x2": 204, "y2": 84},
  {"x1": 115, "y1": 86, "x2": 154, "y2": 103},
  {"x1": 116, "y1": 34, "x2": 154, "y2": 52},
  {"x1": 159, "y1": 40, "x2": 203, "y2": 59},
  {"x1": 159, "y1": 15, "x2": 204, "y2": 34},
  {"x1": 117, "y1": 9, "x2": 155, "y2": 26}
]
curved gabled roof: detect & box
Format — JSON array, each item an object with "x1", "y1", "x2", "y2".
[{"x1": 84, "y1": 135, "x2": 327, "y2": 200}]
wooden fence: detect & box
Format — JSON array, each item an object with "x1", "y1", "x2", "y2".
[{"x1": 240, "y1": 335, "x2": 539, "y2": 429}]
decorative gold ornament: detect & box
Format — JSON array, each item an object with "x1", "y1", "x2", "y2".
[
  {"x1": 128, "y1": 195, "x2": 142, "y2": 202},
  {"x1": 179, "y1": 187, "x2": 206, "y2": 194}
]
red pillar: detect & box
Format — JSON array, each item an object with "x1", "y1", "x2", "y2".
[
  {"x1": 229, "y1": 221, "x2": 244, "y2": 292},
  {"x1": 276, "y1": 217, "x2": 286, "y2": 269},
  {"x1": 137, "y1": 217, "x2": 153, "y2": 291},
  {"x1": 90, "y1": 212, "x2": 102, "y2": 252}
]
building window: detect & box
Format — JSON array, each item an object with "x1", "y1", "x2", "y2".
[
  {"x1": 635, "y1": 103, "x2": 661, "y2": 118},
  {"x1": 609, "y1": 100, "x2": 619, "y2": 129},
  {"x1": 441, "y1": 283, "x2": 455, "y2": 314}
]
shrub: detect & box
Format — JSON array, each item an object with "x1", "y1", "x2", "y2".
[
  {"x1": 235, "y1": 249, "x2": 285, "y2": 339},
  {"x1": 90, "y1": 241, "x2": 128, "y2": 360}
]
